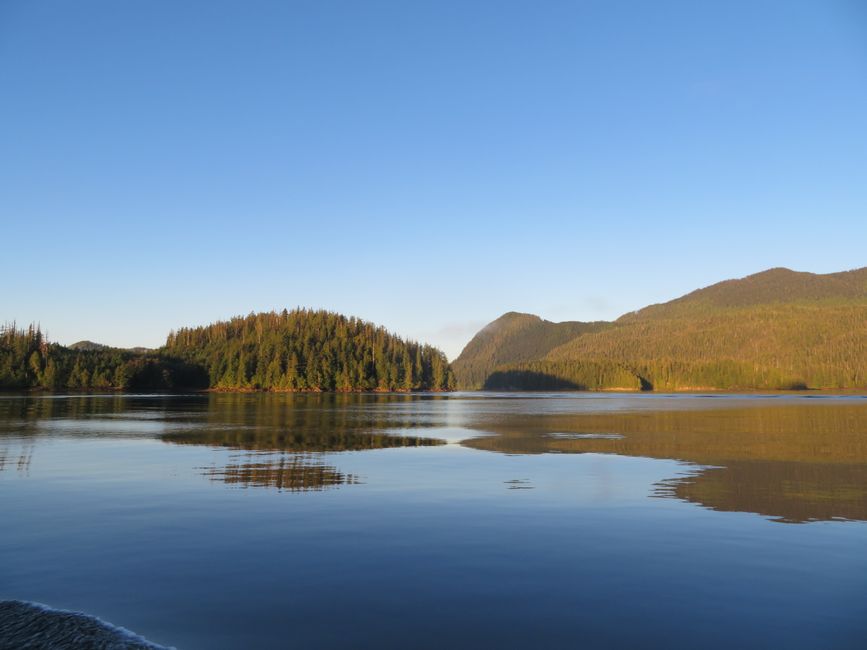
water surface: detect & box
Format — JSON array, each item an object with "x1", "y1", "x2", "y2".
[{"x1": 2, "y1": 392, "x2": 866, "y2": 648}]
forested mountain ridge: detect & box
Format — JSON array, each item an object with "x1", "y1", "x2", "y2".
[
  {"x1": 0, "y1": 310, "x2": 454, "y2": 392},
  {"x1": 619, "y1": 267, "x2": 867, "y2": 322},
  {"x1": 455, "y1": 267, "x2": 867, "y2": 391}
]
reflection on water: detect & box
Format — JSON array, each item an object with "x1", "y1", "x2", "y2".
[
  {"x1": 462, "y1": 403, "x2": 867, "y2": 523},
  {"x1": 2, "y1": 393, "x2": 867, "y2": 649},
  {"x1": 200, "y1": 453, "x2": 361, "y2": 492},
  {"x1": 504, "y1": 478, "x2": 534, "y2": 490},
  {"x1": 655, "y1": 461, "x2": 867, "y2": 524},
  {"x1": 0, "y1": 392, "x2": 444, "y2": 437},
  {"x1": 2, "y1": 393, "x2": 867, "y2": 516},
  {"x1": 164, "y1": 428, "x2": 444, "y2": 492},
  {"x1": 162, "y1": 428, "x2": 445, "y2": 452},
  {"x1": 0, "y1": 442, "x2": 33, "y2": 475},
  {"x1": 0, "y1": 393, "x2": 446, "y2": 493}
]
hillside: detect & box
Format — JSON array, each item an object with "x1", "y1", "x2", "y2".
[
  {"x1": 450, "y1": 312, "x2": 610, "y2": 389},
  {"x1": 454, "y1": 267, "x2": 867, "y2": 391},
  {"x1": 619, "y1": 267, "x2": 867, "y2": 322}
]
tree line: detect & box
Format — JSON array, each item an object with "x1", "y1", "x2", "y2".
[
  {"x1": 0, "y1": 309, "x2": 454, "y2": 392},
  {"x1": 164, "y1": 309, "x2": 454, "y2": 392},
  {"x1": 0, "y1": 323, "x2": 204, "y2": 391}
]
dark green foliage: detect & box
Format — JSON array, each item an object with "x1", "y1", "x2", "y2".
[
  {"x1": 164, "y1": 309, "x2": 454, "y2": 392},
  {"x1": 455, "y1": 267, "x2": 867, "y2": 391},
  {"x1": 479, "y1": 360, "x2": 644, "y2": 391},
  {"x1": 0, "y1": 324, "x2": 207, "y2": 391},
  {"x1": 483, "y1": 370, "x2": 585, "y2": 391},
  {"x1": 1, "y1": 310, "x2": 454, "y2": 393},
  {"x1": 163, "y1": 428, "x2": 446, "y2": 452}
]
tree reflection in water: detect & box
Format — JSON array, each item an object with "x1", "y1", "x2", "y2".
[
  {"x1": 163, "y1": 427, "x2": 445, "y2": 492},
  {"x1": 200, "y1": 453, "x2": 360, "y2": 491}
]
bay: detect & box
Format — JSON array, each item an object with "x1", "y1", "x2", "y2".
[{"x1": 1, "y1": 392, "x2": 866, "y2": 649}]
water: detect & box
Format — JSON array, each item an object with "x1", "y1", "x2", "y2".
[{"x1": 1, "y1": 392, "x2": 866, "y2": 649}]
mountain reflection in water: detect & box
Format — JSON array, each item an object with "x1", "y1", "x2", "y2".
[{"x1": 462, "y1": 402, "x2": 867, "y2": 523}]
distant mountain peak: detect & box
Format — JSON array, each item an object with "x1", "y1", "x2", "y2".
[
  {"x1": 752, "y1": 266, "x2": 795, "y2": 275},
  {"x1": 619, "y1": 266, "x2": 867, "y2": 322},
  {"x1": 492, "y1": 311, "x2": 542, "y2": 323},
  {"x1": 68, "y1": 340, "x2": 109, "y2": 351}
]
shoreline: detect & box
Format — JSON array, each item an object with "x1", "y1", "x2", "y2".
[{"x1": 4, "y1": 387, "x2": 867, "y2": 396}]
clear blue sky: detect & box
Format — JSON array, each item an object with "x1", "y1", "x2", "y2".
[{"x1": 2, "y1": 0, "x2": 866, "y2": 359}]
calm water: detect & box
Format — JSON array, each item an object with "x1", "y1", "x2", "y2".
[{"x1": 2, "y1": 392, "x2": 867, "y2": 649}]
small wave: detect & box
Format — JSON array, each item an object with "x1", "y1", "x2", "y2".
[{"x1": 0, "y1": 600, "x2": 172, "y2": 650}]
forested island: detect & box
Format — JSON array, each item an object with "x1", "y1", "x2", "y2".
[{"x1": 0, "y1": 310, "x2": 454, "y2": 392}]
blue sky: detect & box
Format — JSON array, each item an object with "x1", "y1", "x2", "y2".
[{"x1": 2, "y1": 0, "x2": 866, "y2": 359}]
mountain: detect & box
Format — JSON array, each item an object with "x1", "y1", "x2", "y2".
[
  {"x1": 454, "y1": 267, "x2": 867, "y2": 391},
  {"x1": 69, "y1": 341, "x2": 152, "y2": 354},
  {"x1": 619, "y1": 267, "x2": 867, "y2": 321},
  {"x1": 450, "y1": 312, "x2": 610, "y2": 389},
  {"x1": 68, "y1": 340, "x2": 110, "y2": 351}
]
